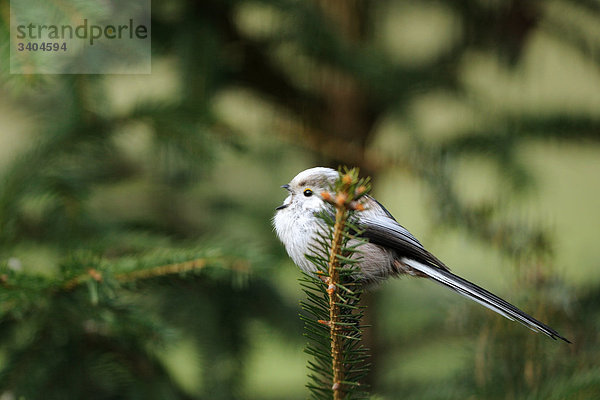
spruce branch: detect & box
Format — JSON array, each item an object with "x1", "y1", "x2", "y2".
[
  {"x1": 0, "y1": 253, "x2": 250, "y2": 320},
  {"x1": 114, "y1": 258, "x2": 209, "y2": 283},
  {"x1": 301, "y1": 167, "x2": 371, "y2": 400},
  {"x1": 60, "y1": 256, "x2": 250, "y2": 290}
]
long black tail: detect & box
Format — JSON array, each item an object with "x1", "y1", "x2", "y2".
[{"x1": 403, "y1": 258, "x2": 570, "y2": 343}]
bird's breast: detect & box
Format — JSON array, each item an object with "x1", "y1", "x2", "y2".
[{"x1": 274, "y1": 209, "x2": 321, "y2": 274}]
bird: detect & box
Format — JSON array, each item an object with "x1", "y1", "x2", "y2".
[{"x1": 273, "y1": 167, "x2": 569, "y2": 343}]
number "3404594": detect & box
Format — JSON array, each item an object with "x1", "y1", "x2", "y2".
[{"x1": 17, "y1": 42, "x2": 67, "y2": 51}]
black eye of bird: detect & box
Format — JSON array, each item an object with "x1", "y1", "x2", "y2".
[{"x1": 303, "y1": 189, "x2": 313, "y2": 197}]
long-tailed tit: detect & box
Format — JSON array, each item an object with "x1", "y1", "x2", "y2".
[{"x1": 274, "y1": 167, "x2": 569, "y2": 342}]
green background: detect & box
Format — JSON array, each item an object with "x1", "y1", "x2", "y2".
[{"x1": 1, "y1": 0, "x2": 599, "y2": 399}]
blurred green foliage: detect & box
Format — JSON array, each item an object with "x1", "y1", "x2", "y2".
[{"x1": 1, "y1": 0, "x2": 599, "y2": 399}]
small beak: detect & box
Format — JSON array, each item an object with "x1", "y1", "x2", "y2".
[{"x1": 277, "y1": 184, "x2": 291, "y2": 210}]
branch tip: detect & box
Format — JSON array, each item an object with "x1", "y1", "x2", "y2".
[
  {"x1": 335, "y1": 192, "x2": 348, "y2": 207},
  {"x1": 87, "y1": 268, "x2": 102, "y2": 282},
  {"x1": 327, "y1": 284, "x2": 336, "y2": 295},
  {"x1": 351, "y1": 202, "x2": 365, "y2": 211}
]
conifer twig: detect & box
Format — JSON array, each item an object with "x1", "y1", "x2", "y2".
[
  {"x1": 115, "y1": 258, "x2": 208, "y2": 283},
  {"x1": 62, "y1": 257, "x2": 249, "y2": 290},
  {"x1": 63, "y1": 268, "x2": 105, "y2": 290},
  {"x1": 328, "y1": 195, "x2": 348, "y2": 400},
  {"x1": 320, "y1": 169, "x2": 370, "y2": 399}
]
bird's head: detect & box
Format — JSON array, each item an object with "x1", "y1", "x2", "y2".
[{"x1": 276, "y1": 167, "x2": 338, "y2": 213}]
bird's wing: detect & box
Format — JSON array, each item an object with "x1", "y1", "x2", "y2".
[{"x1": 358, "y1": 215, "x2": 450, "y2": 271}]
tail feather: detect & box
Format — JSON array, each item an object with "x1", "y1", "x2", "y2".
[{"x1": 403, "y1": 258, "x2": 570, "y2": 343}]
